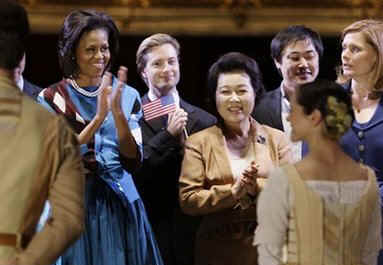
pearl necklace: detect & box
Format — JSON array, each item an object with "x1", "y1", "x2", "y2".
[{"x1": 70, "y1": 79, "x2": 101, "y2": 97}]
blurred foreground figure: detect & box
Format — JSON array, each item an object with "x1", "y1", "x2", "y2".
[{"x1": 0, "y1": 1, "x2": 85, "y2": 265}]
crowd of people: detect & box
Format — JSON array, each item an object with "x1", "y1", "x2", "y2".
[{"x1": 0, "y1": 0, "x2": 383, "y2": 265}]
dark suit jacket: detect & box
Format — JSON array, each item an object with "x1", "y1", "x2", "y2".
[
  {"x1": 252, "y1": 85, "x2": 309, "y2": 156},
  {"x1": 23, "y1": 79, "x2": 43, "y2": 100},
  {"x1": 134, "y1": 94, "x2": 216, "y2": 265},
  {"x1": 252, "y1": 85, "x2": 283, "y2": 130}
]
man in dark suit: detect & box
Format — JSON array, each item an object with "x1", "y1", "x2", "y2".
[
  {"x1": 14, "y1": 53, "x2": 42, "y2": 100},
  {"x1": 252, "y1": 25, "x2": 323, "y2": 161},
  {"x1": 135, "y1": 33, "x2": 216, "y2": 265}
]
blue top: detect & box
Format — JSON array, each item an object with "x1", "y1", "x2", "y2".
[
  {"x1": 38, "y1": 77, "x2": 143, "y2": 206},
  {"x1": 340, "y1": 96, "x2": 383, "y2": 199}
]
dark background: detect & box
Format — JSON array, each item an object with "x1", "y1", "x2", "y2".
[{"x1": 25, "y1": 34, "x2": 341, "y2": 110}]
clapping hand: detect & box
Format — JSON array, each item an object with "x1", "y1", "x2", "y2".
[
  {"x1": 241, "y1": 161, "x2": 259, "y2": 196},
  {"x1": 111, "y1": 66, "x2": 128, "y2": 117},
  {"x1": 231, "y1": 161, "x2": 260, "y2": 201},
  {"x1": 96, "y1": 72, "x2": 113, "y2": 121}
]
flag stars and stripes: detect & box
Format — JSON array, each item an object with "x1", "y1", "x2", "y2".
[{"x1": 142, "y1": 95, "x2": 177, "y2": 121}]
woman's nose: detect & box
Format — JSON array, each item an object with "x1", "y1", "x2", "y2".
[
  {"x1": 94, "y1": 49, "x2": 103, "y2": 59},
  {"x1": 342, "y1": 49, "x2": 350, "y2": 62},
  {"x1": 229, "y1": 93, "x2": 240, "y2": 102},
  {"x1": 162, "y1": 62, "x2": 171, "y2": 72}
]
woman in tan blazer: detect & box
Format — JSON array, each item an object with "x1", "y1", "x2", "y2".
[{"x1": 179, "y1": 52, "x2": 292, "y2": 265}]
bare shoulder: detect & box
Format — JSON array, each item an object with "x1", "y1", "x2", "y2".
[{"x1": 295, "y1": 155, "x2": 368, "y2": 181}]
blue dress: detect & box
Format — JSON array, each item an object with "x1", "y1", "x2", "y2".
[
  {"x1": 340, "y1": 86, "x2": 383, "y2": 264},
  {"x1": 38, "y1": 78, "x2": 163, "y2": 265}
]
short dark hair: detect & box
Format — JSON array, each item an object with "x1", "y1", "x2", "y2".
[
  {"x1": 0, "y1": 0, "x2": 29, "y2": 70},
  {"x1": 271, "y1": 25, "x2": 323, "y2": 63},
  {"x1": 58, "y1": 9, "x2": 119, "y2": 78},
  {"x1": 207, "y1": 52, "x2": 265, "y2": 122},
  {"x1": 0, "y1": 0, "x2": 29, "y2": 40},
  {"x1": 297, "y1": 79, "x2": 353, "y2": 139}
]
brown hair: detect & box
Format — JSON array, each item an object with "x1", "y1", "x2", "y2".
[
  {"x1": 338, "y1": 19, "x2": 383, "y2": 98},
  {"x1": 136, "y1": 33, "x2": 180, "y2": 82}
]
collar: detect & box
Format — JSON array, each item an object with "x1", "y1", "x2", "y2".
[
  {"x1": 148, "y1": 87, "x2": 180, "y2": 107},
  {"x1": 17, "y1": 76, "x2": 24, "y2": 92},
  {"x1": 280, "y1": 85, "x2": 290, "y2": 110}
]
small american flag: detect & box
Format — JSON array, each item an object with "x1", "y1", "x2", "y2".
[{"x1": 142, "y1": 94, "x2": 177, "y2": 121}]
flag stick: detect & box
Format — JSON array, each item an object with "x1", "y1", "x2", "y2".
[{"x1": 183, "y1": 127, "x2": 189, "y2": 139}]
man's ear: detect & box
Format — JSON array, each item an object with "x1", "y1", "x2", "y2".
[
  {"x1": 141, "y1": 71, "x2": 147, "y2": 81},
  {"x1": 274, "y1": 59, "x2": 281, "y2": 70}
]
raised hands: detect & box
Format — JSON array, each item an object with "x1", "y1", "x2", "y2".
[
  {"x1": 231, "y1": 161, "x2": 260, "y2": 201},
  {"x1": 78, "y1": 66, "x2": 129, "y2": 145},
  {"x1": 241, "y1": 161, "x2": 260, "y2": 196},
  {"x1": 110, "y1": 66, "x2": 141, "y2": 162},
  {"x1": 167, "y1": 108, "x2": 188, "y2": 137},
  {"x1": 96, "y1": 72, "x2": 113, "y2": 121},
  {"x1": 110, "y1": 66, "x2": 128, "y2": 117}
]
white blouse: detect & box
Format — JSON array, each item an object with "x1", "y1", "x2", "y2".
[{"x1": 254, "y1": 167, "x2": 382, "y2": 265}]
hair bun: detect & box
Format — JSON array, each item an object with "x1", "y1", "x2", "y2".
[{"x1": 325, "y1": 96, "x2": 352, "y2": 140}]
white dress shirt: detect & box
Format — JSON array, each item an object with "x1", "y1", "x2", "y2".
[{"x1": 280, "y1": 86, "x2": 302, "y2": 162}]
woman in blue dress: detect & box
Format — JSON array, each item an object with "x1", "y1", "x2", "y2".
[
  {"x1": 338, "y1": 19, "x2": 383, "y2": 264},
  {"x1": 38, "y1": 9, "x2": 163, "y2": 265}
]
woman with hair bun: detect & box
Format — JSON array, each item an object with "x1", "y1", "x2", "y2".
[{"x1": 254, "y1": 79, "x2": 381, "y2": 265}]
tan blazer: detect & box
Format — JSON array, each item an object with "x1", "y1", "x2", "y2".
[
  {"x1": 179, "y1": 118, "x2": 291, "y2": 265},
  {"x1": 0, "y1": 75, "x2": 84, "y2": 265}
]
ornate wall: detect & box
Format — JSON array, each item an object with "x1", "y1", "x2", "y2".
[
  {"x1": 17, "y1": 1, "x2": 380, "y2": 108},
  {"x1": 20, "y1": 0, "x2": 383, "y2": 36}
]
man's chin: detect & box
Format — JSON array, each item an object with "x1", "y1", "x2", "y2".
[
  {"x1": 296, "y1": 77, "x2": 315, "y2": 85},
  {"x1": 156, "y1": 85, "x2": 175, "y2": 96}
]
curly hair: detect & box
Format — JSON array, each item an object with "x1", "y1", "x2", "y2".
[{"x1": 58, "y1": 9, "x2": 119, "y2": 78}]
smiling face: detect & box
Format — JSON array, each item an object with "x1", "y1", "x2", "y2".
[
  {"x1": 75, "y1": 28, "x2": 110, "y2": 84},
  {"x1": 275, "y1": 39, "x2": 319, "y2": 89},
  {"x1": 215, "y1": 71, "x2": 255, "y2": 126},
  {"x1": 142, "y1": 43, "x2": 180, "y2": 97},
  {"x1": 341, "y1": 31, "x2": 377, "y2": 81}
]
